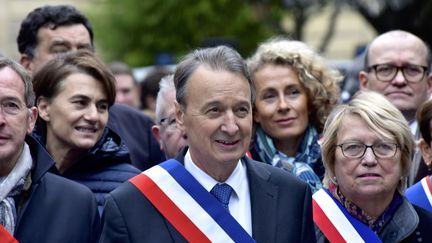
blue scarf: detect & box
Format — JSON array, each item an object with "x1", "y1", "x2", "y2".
[{"x1": 254, "y1": 125, "x2": 323, "y2": 193}]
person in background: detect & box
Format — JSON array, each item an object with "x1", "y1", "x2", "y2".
[
  {"x1": 151, "y1": 75, "x2": 187, "y2": 159},
  {"x1": 0, "y1": 57, "x2": 100, "y2": 243},
  {"x1": 247, "y1": 38, "x2": 341, "y2": 193},
  {"x1": 359, "y1": 30, "x2": 432, "y2": 186},
  {"x1": 139, "y1": 67, "x2": 172, "y2": 121},
  {"x1": 406, "y1": 99, "x2": 432, "y2": 212},
  {"x1": 17, "y1": 4, "x2": 164, "y2": 171},
  {"x1": 31, "y1": 51, "x2": 140, "y2": 215},
  {"x1": 108, "y1": 61, "x2": 141, "y2": 109},
  {"x1": 315, "y1": 91, "x2": 432, "y2": 242},
  {"x1": 100, "y1": 46, "x2": 315, "y2": 242}
]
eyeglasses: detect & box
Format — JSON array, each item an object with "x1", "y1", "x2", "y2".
[
  {"x1": 367, "y1": 64, "x2": 428, "y2": 83},
  {"x1": 159, "y1": 116, "x2": 177, "y2": 131},
  {"x1": 0, "y1": 100, "x2": 25, "y2": 116},
  {"x1": 337, "y1": 142, "x2": 399, "y2": 159}
]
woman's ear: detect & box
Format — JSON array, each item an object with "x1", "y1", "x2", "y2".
[
  {"x1": 37, "y1": 96, "x2": 50, "y2": 122},
  {"x1": 419, "y1": 139, "x2": 432, "y2": 168}
]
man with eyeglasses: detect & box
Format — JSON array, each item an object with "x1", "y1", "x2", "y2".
[
  {"x1": 359, "y1": 30, "x2": 432, "y2": 185},
  {"x1": 151, "y1": 75, "x2": 188, "y2": 159}
]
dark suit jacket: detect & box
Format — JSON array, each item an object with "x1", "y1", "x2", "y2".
[
  {"x1": 100, "y1": 150, "x2": 316, "y2": 243},
  {"x1": 14, "y1": 136, "x2": 101, "y2": 243},
  {"x1": 108, "y1": 104, "x2": 165, "y2": 170}
]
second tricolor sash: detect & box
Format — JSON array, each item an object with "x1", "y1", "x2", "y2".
[
  {"x1": 129, "y1": 159, "x2": 255, "y2": 243},
  {"x1": 313, "y1": 188, "x2": 382, "y2": 243},
  {"x1": 405, "y1": 176, "x2": 432, "y2": 212}
]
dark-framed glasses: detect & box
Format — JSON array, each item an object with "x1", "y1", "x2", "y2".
[
  {"x1": 337, "y1": 142, "x2": 399, "y2": 159},
  {"x1": 367, "y1": 64, "x2": 428, "y2": 83},
  {"x1": 159, "y1": 116, "x2": 177, "y2": 131}
]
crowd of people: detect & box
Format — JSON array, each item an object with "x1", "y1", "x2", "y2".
[{"x1": 1, "y1": 3, "x2": 432, "y2": 243}]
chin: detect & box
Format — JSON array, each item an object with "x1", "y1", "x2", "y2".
[{"x1": 75, "y1": 141, "x2": 97, "y2": 150}]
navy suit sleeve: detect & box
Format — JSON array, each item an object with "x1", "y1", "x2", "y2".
[
  {"x1": 301, "y1": 185, "x2": 316, "y2": 243},
  {"x1": 100, "y1": 194, "x2": 131, "y2": 243}
]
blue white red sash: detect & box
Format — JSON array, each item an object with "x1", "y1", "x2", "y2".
[
  {"x1": 129, "y1": 159, "x2": 255, "y2": 243},
  {"x1": 0, "y1": 225, "x2": 18, "y2": 243},
  {"x1": 312, "y1": 188, "x2": 382, "y2": 243},
  {"x1": 405, "y1": 176, "x2": 432, "y2": 212}
]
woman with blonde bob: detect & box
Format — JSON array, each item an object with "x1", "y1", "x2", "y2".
[
  {"x1": 247, "y1": 38, "x2": 340, "y2": 193},
  {"x1": 315, "y1": 91, "x2": 432, "y2": 242}
]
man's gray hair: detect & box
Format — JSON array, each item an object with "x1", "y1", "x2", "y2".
[
  {"x1": 174, "y1": 45, "x2": 254, "y2": 107},
  {"x1": 155, "y1": 74, "x2": 175, "y2": 123},
  {"x1": 0, "y1": 57, "x2": 35, "y2": 107}
]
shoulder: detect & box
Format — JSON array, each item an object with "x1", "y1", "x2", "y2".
[
  {"x1": 246, "y1": 157, "x2": 308, "y2": 188},
  {"x1": 405, "y1": 205, "x2": 432, "y2": 242},
  {"x1": 40, "y1": 172, "x2": 96, "y2": 200},
  {"x1": 108, "y1": 104, "x2": 154, "y2": 128},
  {"x1": 99, "y1": 163, "x2": 141, "y2": 181}
]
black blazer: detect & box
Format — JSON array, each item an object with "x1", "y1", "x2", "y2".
[
  {"x1": 14, "y1": 136, "x2": 101, "y2": 243},
  {"x1": 100, "y1": 149, "x2": 316, "y2": 243}
]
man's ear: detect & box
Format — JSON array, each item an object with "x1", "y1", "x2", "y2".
[
  {"x1": 175, "y1": 101, "x2": 185, "y2": 131},
  {"x1": 419, "y1": 139, "x2": 432, "y2": 168},
  {"x1": 19, "y1": 54, "x2": 33, "y2": 73},
  {"x1": 426, "y1": 74, "x2": 432, "y2": 94},
  {"x1": 27, "y1": 107, "x2": 38, "y2": 134},
  {"x1": 151, "y1": 125, "x2": 164, "y2": 151},
  {"x1": 358, "y1": 70, "x2": 369, "y2": 90}
]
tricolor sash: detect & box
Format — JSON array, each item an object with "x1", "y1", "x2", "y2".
[
  {"x1": 0, "y1": 225, "x2": 18, "y2": 243},
  {"x1": 405, "y1": 176, "x2": 432, "y2": 212},
  {"x1": 129, "y1": 159, "x2": 255, "y2": 243},
  {"x1": 313, "y1": 188, "x2": 382, "y2": 243}
]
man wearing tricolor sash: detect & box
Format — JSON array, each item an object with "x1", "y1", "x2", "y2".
[
  {"x1": 406, "y1": 99, "x2": 432, "y2": 213},
  {"x1": 314, "y1": 91, "x2": 432, "y2": 243},
  {"x1": 0, "y1": 58, "x2": 100, "y2": 242},
  {"x1": 100, "y1": 46, "x2": 316, "y2": 243}
]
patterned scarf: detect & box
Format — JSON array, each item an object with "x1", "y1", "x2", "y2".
[
  {"x1": 254, "y1": 125, "x2": 323, "y2": 193},
  {"x1": 329, "y1": 183, "x2": 403, "y2": 234},
  {"x1": 0, "y1": 143, "x2": 32, "y2": 234}
]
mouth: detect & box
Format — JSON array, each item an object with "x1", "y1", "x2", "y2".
[
  {"x1": 275, "y1": 117, "x2": 295, "y2": 125},
  {"x1": 75, "y1": 126, "x2": 98, "y2": 134},
  {"x1": 215, "y1": 139, "x2": 239, "y2": 146},
  {"x1": 358, "y1": 173, "x2": 380, "y2": 178},
  {"x1": 386, "y1": 91, "x2": 411, "y2": 97}
]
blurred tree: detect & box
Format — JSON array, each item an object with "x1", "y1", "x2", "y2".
[
  {"x1": 87, "y1": 0, "x2": 279, "y2": 66},
  {"x1": 350, "y1": 0, "x2": 432, "y2": 46}
]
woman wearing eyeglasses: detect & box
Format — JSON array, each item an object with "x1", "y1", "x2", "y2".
[
  {"x1": 314, "y1": 91, "x2": 432, "y2": 242},
  {"x1": 247, "y1": 38, "x2": 341, "y2": 193},
  {"x1": 406, "y1": 99, "x2": 432, "y2": 212}
]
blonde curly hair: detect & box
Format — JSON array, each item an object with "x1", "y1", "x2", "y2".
[{"x1": 247, "y1": 37, "x2": 342, "y2": 133}]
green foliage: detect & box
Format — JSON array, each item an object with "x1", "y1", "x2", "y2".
[{"x1": 87, "y1": 0, "x2": 278, "y2": 66}]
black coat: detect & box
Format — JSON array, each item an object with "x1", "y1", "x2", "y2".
[{"x1": 14, "y1": 136, "x2": 100, "y2": 243}]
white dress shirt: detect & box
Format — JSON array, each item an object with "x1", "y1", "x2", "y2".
[{"x1": 184, "y1": 149, "x2": 252, "y2": 235}]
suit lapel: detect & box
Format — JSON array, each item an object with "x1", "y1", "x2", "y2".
[{"x1": 245, "y1": 157, "x2": 278, "y2": 242}]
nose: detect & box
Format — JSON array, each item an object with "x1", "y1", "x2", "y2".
[
  {"x1": 361, "y1": 147, "x2": 378, "y2": 167},
  {"x1": 116, "y1": 94, "x2": 125, "y2": 104},
  {"x1": 84, "y1": 105, "x2": 99, "y2": 122},
  {"x1": 278, "y1": 94, "x2": 290, "y2": 112},
  {"x1": 0, "y1": 111, "x2": 6, "y2": 125},
  {"x1": 391, "y1": 69, "x2": 407, "y2": 86},
  {"x1": 221, "y1": 111, "x2": 239, "y2": 135}
]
